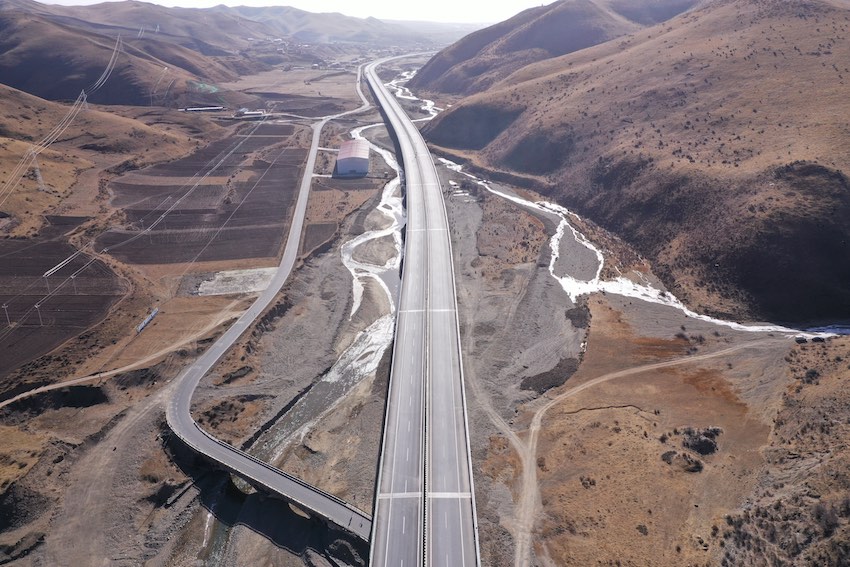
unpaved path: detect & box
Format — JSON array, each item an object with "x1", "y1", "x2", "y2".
[
  {"x1": 506, "y1": 337, "x2": 786, "y2": 566},
  {"x1": 0, "y1": 299, "x2": 245, "y2": 410},
  {"x1": 41, "y1": 384, "x2": 175, "y2": 566}
]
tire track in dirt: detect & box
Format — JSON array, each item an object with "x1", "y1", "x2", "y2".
[{"x1": 500, "y1": 337, "x2": 785, "y2": 566}]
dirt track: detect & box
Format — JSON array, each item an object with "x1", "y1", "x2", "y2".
[{"x1": 511, "y1": 336, "x2": 786, "y2": 566}]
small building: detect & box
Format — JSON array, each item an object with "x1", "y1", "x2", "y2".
[
  {"x1": 335, "y1": 139, "x2": 370, "y2": 177},
  {"x1": 235, "y1": 108, "x2": 265, "y2": 118},
  {"x1": 179, "y1": 106, "x2": 225, "y2": 112}
]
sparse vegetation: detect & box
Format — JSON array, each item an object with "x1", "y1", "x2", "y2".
[{"x1": 422, "y1": 0, "x2": 850, "y2": 324}]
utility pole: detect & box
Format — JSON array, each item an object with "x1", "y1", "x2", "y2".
[
  {"x1": 70, "y1": 274, "x2": 77, "y2": 295},
  {"x1": 35, "y1": 303, "x2": 43, "y2": 326},
  {"x1": 2, "y1": 304, "x2": 9, "y2": 327},
  {"x1": 33, "y1": 155, "x2": 46, "y2": 192},
  {"x1": 44, "y1": 276, "x2": 51, "y2": 294}
]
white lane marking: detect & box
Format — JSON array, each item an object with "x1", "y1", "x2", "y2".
[
  {"x1": 426, "y1": 492, "x2": 472, "y2": 499},
  {"x1": 399, "y1": 309, "x2": 456, "y2": 313},
  {"x1": 403, "y1": 515, "x2": 406, "y2": 535},
  {"x1": 408, "y1": 395, "x2": 412, "y2": 407},
  {"x1": 406, "y1": 447, "x2": 409, "y2": 462},
  {"x1": 377, "y1": 492, "x2": 422, "y2": 500},
  {"x1": 408, "y1": 420, "x2": 411, "y2": 432},
  {"x1": 445, "y1": 511, "x2": 448, "y2": 529}
]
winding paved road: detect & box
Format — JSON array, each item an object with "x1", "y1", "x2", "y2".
[
  {"x1": 366, "y1": 58, "x2": 481, "y2": 567},
  {"x1": 165, "y1": 67, "x2": 373, "y2": 541}
]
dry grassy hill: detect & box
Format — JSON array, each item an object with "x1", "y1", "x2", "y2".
[
  {"x1": 226, "y1": 5, "x2": 432, "y2": 47},
  {"x1": 0, "y1": 0, "x2": 324, "y2": 107},
  {"x1": 0, "y1": 83, "x2": 200, "y2": 236},
  {"x1": 0, "y1": 8, "x2": 247, "y2": 106},
  {"x1": 408, "y1": 0, "x2": 699, "y2": 96},
  {"x1": 423, "y1": 0, "x2": 850, "y2": 324}
]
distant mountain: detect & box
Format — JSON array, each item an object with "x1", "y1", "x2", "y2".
[
  {"x1": 0, "y1": 0, "x2": 279, "y2": 104},
  {"x1": 0, "y1": 0, "x2": 271, "y2": 52},
  {"x1": 0, "y1": 0, "x2": 448, "y2": 106},
  {"x1": 382, "y1": 20, "x2": 487, "y2": 46},
  {"x1": 408, "y1": 0, "x2": 699, "y2": 96},
  {"x1": 422, "y1": 0, "x2": 850, "y2": 324},
  {"x1": 224, "y1": 5, "x2": 434, "y2": 47}
]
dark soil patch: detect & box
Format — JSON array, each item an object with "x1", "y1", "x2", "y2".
[
  {"x1": 0, "y1": 239, "x2": 124, "y2": 380},
  {"x1": 301, "y1": 223, "x2": 337, "y2": 255},
  {"x1": 520, "y1": 357, "x2": 580, "y2": 394},
  {"x1": 0, "y1": 380, "x2": 50, "y2": 405},
  {"x1": 221, "y1": 365, "x2": 253, "y2": 385},
  {"x1": 660, "y1": 450, "x2": 704, "y2": 473},
  {"x1": 565, "y1": 302, "x2": 590, "y2": 329},
  {"x1": 0, "y1": 483, "x2": 51, "y2": 532},
  {"x1": 0, "y1": 531, "x2": 45, "y2": 564},
  {"x1": 1, "y1": 385, "x2": 108, "y2": 418},
  {"x1": 144, "y1": 481, "x2": 182, "y2": 507},
  {"x1": 681, "y1": 426, "x2": 723, "y2": 456},
  {"x1": 114, "y1": 365, "x2": 162, "y2": 390}
]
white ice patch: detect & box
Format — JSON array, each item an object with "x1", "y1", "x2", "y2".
[
  {"x1": 197, "y1": 267, "x2": 277, "y2": 296},
  {"x1": 437, "y1": 158, "x2": 828, "y2": 338},
  {"x1": 341, "y1": 123, "x2": 406, "y2": 319},
  {"x1": 321, "y1": 314, "x2": 394, "y2": 384},
  {"x1": 385, "y1": 70, "x2": 441, "y2": 123}
]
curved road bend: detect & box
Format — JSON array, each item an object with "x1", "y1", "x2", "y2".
[
  {"x1": 366, "y1": 59, "x2": 481, "y2": 566},
  {"x1": 166, "y1": 66, "x2": 374, "y2": 540}
]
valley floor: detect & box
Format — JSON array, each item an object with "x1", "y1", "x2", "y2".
[{"x1": 1, "y1": 56, "x2": 848, "y2": 567}]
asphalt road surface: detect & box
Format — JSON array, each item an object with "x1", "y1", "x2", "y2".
[
  {"x1": 366, "y1": 58, "x2": 480, "y2": 567},
  {"x1": 165, "y1": 67, "x2": 373, "y2": 541}
]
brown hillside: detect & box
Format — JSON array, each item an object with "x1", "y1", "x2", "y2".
[
  {"x1": 0, "y1": 83, "x2": 198, "y2": 235},
  {"x1": 0, "y1": 10, "x2": 238, "y2": 106},
  {"x1": 408, "y1": 0, "x2": 699, "y2": 96},
  {"x1": 226, "y1": 5, "x2": 433, "y2": 47},
  {"x1": 0, "y1": 0, "x2": 270, "y2": 52},
  {"x1": 0, "y1": 0, "x2": 282, "y2": 106},
  {"x1": 423, "y1": 0, "x2": 850, "y2": 325}
]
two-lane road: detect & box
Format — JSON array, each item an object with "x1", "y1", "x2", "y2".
[
  {"x1": 366, "y1": 58, "x2": 480, "y2": 567},
  {"x1": 166, "y1": 67, "x2": 375, "y2": 541}
]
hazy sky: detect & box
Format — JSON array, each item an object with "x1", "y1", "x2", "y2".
[{"x1": 41, "y1": 0, "x2": 548, "y2": 23}]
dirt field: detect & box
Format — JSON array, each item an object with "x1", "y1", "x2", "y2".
[
  {"x1": 0, "y1": 220, "x2": 126, "y2": 380},
  {"x1": 219, "y1": 68, "x2": 364, "y2": 116},
  {"x1": 530, "y1": 295, "x2": 789, "y2": 565},
  {"x1": 438, "y1": 158, "x2": 850, "y2": 566},
  {"x1": 98, "y1": 122, "x2": 308, "y2": 265}
]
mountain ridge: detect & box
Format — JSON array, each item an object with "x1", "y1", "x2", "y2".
[
  {"x1": 420, "y1": 0, "x2": 850, "y2": 324},
  {"x1": 409, "y1": 0, "x2": 700, "y2": 96}
]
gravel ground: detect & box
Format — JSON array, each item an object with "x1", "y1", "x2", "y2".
[{"x1": 439, "y1": 164, "x2": 588, "y2": 564}]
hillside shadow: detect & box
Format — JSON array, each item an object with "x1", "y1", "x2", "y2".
[{"x1": 166, "y1": 433, "x2": 369, "y2": 565}]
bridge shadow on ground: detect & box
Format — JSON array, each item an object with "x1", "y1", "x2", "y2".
[{"x1": 166, "y1": 432, "x2": 369, "y2": 566}]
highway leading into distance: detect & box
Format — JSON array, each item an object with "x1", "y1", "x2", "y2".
[
  {"x1": 366, "y1": 59, "x2": 480, "y2": 567},
  {"x1": 165, "y1": 67, "x2": 373, "y2": 541}
]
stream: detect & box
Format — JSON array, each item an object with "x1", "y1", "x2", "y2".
[
  {"x1": 201, "y1": 73, "x2": 411, "y2": 562},
  {"x1": 439, "y1": 157, "x2": 832, "y2": 337},
  {"x1": 384, "y1": 69, "x2": 835, "y2": 337}
]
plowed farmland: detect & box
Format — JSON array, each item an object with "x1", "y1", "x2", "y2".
[
  {"x1": 97, "y1": 122, "x2": 308, "y2": 265},
  {"x1": 0, "y1": 218, "x2": 126, "y2": 380}
]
